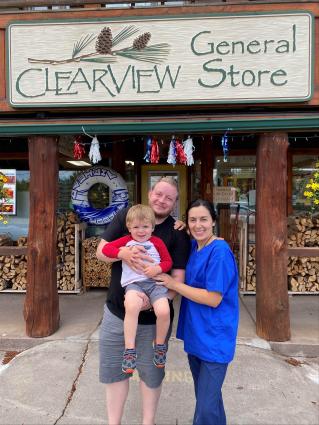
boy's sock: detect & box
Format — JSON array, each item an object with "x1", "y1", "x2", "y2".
[
  {"x1": 153, "y1": 343, "x2": 167, "y2": 368},
  {"x1": 122, "y1": 348, "x2": 137, "y2": 374}
]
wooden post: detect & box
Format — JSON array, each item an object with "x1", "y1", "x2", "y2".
[
  {"x1": 112, "y1": 141, "x2": 126, "y2": 178},
  {"x1": 256, "y1": 132, "x2": 290, "y2": 341},
  {"x1": 287, "y1": 149, "x2": 293, "y2": 215},
  {"x1": 200, "y1": 135, "x2": 213, "y2": 202},
  {"x1": 24, "y1": 135, "x2": 60, "y2": 337}
]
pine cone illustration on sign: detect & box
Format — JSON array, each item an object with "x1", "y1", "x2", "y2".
[
  {"x1": 133, "y1": 32, "x2": 151, "y2": 50},
  {"x1": 95, "y1": 27, "x2": 113, "y2": 54}
]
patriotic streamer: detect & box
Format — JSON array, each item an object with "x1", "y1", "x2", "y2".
[
  {"x1": 150, "y1": 139, "x2": 160, "y2": 163},
  {"x1": 167, "y1": 136, "x2": 176, "y2": 165},
  {"x1": 143, "y1": 137, "x2": 152, "y2": 162},
  {"x1": 175, "y1": 139, "x2": 187, "y2": 165},
  {"x1": 183, "y1": 136, "x2": 195, "y2": 166},
  {"x1": 73, "y1": 135, "x2": 86, "y2": 160}
]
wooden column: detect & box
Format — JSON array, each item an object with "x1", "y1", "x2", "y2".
[
  {"x1": 287, "y1": 149, "x2": 293, "y2": 215},
  {"x1": 256, "y1": 132, "x2": 290, "y2": 341},
  {"x1": 112, "y1": 141, "x2": 126, "y2": 177},
  {"x1": 24, "y1": 135, "x2": 60, "y2": 337},
  {"x1": 200, "y1": 135, "x2": 213, "y2": 202}
]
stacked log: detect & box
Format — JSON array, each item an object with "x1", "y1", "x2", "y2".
[
  {"x1": 246, "y1": 244, "x2": 256, "y2": 291},
  {"x1": 11, "y1": 237, "x2": 27, "y2": 290},
  {"x1": 245, "y1": 216, "x2": 319, "y2": 292},
  {"x1": 0, "y1": 212, "x2": 82, "y2": 292},
  {"x1": 0, "y1": 236, "x2": 27, "y2": 291},
  {"x1": 0, "y1": 234, "x2": 13, "y2": 247},
  {"x1": 82, "y1": 237, "x2": 111, "y2": 288},
  {"x1": 287, "y1": 216, "x2": 319, "y2": 292},
  {"x1": 56, "y1": 211, "x2": 79, "y2": 291},
  {"x1": 0, "y1": 234, "x2": 11, "y2": 289}
]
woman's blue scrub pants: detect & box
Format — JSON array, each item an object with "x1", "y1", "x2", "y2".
[{"x1": 188, "y1": 354, "x2": 228, "y2": 425}]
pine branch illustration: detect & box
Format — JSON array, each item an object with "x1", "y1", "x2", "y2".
[
  {"x1": 95, "y1": 27, "x2": 113, "y2": 55},
  {"x1": 112, "y1": 25, "x2": 139, "y2": 48},
  {"x1": 72, "y1": 33, "x2": 96, "y2": 58},
  {"x1": 115, "y1": 43, "x2": 170, "y2": 64}
]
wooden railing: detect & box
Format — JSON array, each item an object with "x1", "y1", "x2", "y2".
[
  {"x1": 287, "y1": 247, "x2": 319, "y2": 257},
  {"x1": 0, "y1": 246, "x2": 27, "y2": 256}
]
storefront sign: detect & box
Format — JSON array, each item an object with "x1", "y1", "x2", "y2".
[
  {"x1": 7, "y1": 12, "x2": 313, "y2": 107},
  {"x1": 0, "y1": 169, "x2": 16, "y2": 215}
]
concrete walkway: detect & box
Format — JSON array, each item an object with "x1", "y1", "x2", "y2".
[
  {"x1": 1, "y1": 290, "x2": 318, "y2": 356},
  {"x1": 0, "y1": 290, "x2": 318, "y2": 424}
]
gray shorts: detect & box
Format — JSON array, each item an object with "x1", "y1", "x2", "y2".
[
  {"x1": 99, "y1": 304, "x2": 171, "y2": 388},
  {"x1": 125, "y1": 279, "x2": 168, "y2": 305}
]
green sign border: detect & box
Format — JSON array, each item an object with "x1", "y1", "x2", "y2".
[
  {"x1": 6, "y1": 10, "x2": 315, "y2": 108},
  {"x1": 0, "y1": 115, "x2": 318, "y2": 136}
]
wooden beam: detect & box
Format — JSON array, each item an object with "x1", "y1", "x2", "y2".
[
  {"x1": 24, "y1": 135, "x2": 60, "y2": 337},
  {"x1": 0, "y1": 0, "x2": 193, "y2": 7},
  {"x1": 0, "y1": 152, "x2": 28, "y2": 160},
  {"x1": 256, "y1": 132, "x2": 290, "y2": 342},
  {"x1": 288, "y1": 247, "x2": 319, "y2": 257},
  {"x1": 0, "y1": 246, "x2": 27, "y2": 255}
]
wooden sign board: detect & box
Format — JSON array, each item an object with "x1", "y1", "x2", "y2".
[{"x1": 6, "y1": 12, "x2": 313, "y2": 107}]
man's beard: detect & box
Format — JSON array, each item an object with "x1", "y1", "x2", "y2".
[{"x1": 154, "y1": 211, "x2": 167, "y2": 219}]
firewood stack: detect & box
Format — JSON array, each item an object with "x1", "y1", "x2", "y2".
[
  {"x1": 245, "y1": 216, "x2": 319, "y2": 292},
  {"x1": 246, "y1": 244, "x2": 256, "y2": 291},
  {"x1": 0, "y1": 234, "x2": 12, "y2": 290},
  {"x1": 82, "y1": 237, "x2": 111, "y2": 289},
  {"x1": 56, "y1": 211, "x2": 79, "y2": 291},
  {"x1": 0, "y1": 235, "x2": 27, "y2": 291},
  {"x1": 288, "y1": 216, "x2": 319, "y2": 292}
]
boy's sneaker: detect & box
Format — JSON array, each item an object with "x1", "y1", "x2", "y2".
[
  {"x1": 122, "y1": 349, "x2": 137, "y2": 374},
  {"x1": 153, "y1": 343, "x2": 167, "y2": 368}
]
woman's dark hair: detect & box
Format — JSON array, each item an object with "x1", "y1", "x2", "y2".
[{"x1": 186, "y1": 199, "x2": 217, "y2": 222}]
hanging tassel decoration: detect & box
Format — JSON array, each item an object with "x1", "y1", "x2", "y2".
[
  {"x1": 167, "y1": 136, "x2": 176, "y2": 165},
  {"x1": 175, "y1": 139, "x2": 187, "y2": 165},
  {"x1": 183, "y1": 136, "x2": 195, "y2": 166},
  {"x1": 73, "y1": 135, "x2": 86, "y2": 160},
  {"x1": 89, "y1": 136, "x2": 102, "y2": 164},
  {"x1": 221, "y1": 131, "x2": 229, "y2": 162},
  {"x1": 143, "y1": 137, "x2": 152, "y2": 162},
  {"x1": 150, "y1": 139, "x2": 160, "y2": 163}
]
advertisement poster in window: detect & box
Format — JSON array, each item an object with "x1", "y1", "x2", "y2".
[{"x1": 0, "y1": 169, "x2": 16, "y2": 215}]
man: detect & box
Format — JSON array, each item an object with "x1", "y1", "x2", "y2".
[{"x1": 96, "y1": 176, "x2": 189, "y2": 425}]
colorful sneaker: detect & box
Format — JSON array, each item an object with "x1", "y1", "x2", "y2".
[
  {"x1": 153, "y1": 343, "x2": 167, "y2": 368},
  {"x1": 122, "y1": 349, "x2": 137, "y2": 374}
]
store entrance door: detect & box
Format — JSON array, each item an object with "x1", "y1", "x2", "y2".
[{"x1": 141, "y1": 164, "x2": 188, "y2": 221}]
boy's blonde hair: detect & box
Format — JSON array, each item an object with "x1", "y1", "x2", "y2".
[{"x1": 126, "y1": 204, "x2": 155, "y2": 228}]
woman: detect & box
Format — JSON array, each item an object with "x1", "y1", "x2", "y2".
[{"x1": 157, "y1": 199, "x2": 239, "y2": 425}]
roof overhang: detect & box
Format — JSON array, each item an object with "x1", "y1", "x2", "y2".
[{"x1": 0, "y1": 113, "x2": 318, "y2": 136}]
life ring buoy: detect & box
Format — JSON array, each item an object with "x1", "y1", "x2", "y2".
[{"x1": 71, "y1": 166, "x2": 129, "y2": 225}]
